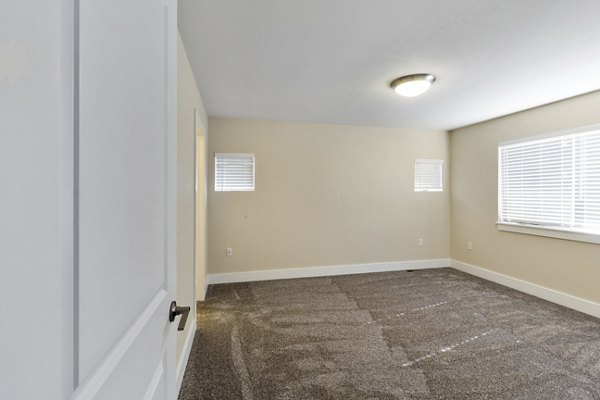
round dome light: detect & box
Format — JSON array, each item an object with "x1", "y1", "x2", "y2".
[{"x1": 390, "y1": 74, "x2": 436, "y2": 97}]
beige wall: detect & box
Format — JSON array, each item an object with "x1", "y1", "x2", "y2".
[
  {"x1": 208, "y1": 118, "x2": 450, "y2": 274},
  {"x1": 451, "y1": 90, "x2": 600, "y2": 303},
  {"x1": 176, "y1": 33, "x2": 208, "y2": 360}
]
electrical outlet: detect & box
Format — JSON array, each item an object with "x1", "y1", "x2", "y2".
[
  {"x1": 467, "y1": 241, "x2": 473, "y2": 250},
  {"x1": 226, "y1": 247, "x2": 233, "y2": 256},
  {"x1": 418, "y1": 238, "x2": 424, "y2": 246}
]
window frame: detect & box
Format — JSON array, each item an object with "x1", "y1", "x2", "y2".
[{"x1": 496, "y1": 124, "x2": 600, "y2": 244}]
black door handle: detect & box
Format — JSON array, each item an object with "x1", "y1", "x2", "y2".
[{"x1": 169, "y1": 301, "x2": 191, "y2": 331}]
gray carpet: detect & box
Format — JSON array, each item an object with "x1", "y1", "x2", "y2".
[{"x1": 178, "y1": 268, "x2": 600, "y2": 400}]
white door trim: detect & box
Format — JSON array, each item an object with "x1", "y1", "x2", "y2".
[
  {"x1": 194, "y1": 110, "x2": 208, "y2": 301},
  {"x1": 143, "y1": 362, "x2": 165, "y2": 400},
  {"x1": 175, "y1": 318, "x2": 197, "y2": 393}
]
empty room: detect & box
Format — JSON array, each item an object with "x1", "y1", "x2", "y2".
[
  {"x1": 176, "y1": 2, "x2": 600, "y2": 399},
  {"x1": 2, "y1": 1, "x2": 599, "y2": 400}
]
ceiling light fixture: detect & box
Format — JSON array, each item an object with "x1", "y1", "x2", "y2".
[{"x1": 390, "y1": 73, "x2": 436, "y2": 97}]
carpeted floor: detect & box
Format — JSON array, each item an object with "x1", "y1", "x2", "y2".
[{"x1": 178, "y1": 268, "x2": 600, "y2": 400}]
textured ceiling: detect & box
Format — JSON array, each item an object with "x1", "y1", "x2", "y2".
[{"x1": 179, "y1": 0, "x2": 600, "y2": 130}]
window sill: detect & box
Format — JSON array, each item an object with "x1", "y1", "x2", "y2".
[{"x1": 496, "y1": 222, "x2": 600, "y2": 245}]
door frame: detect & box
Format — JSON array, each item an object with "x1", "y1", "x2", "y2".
[{"x1": 194, "y1": 109, "x2": 208, "y2": 301}]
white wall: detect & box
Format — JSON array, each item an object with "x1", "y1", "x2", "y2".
[
  {"x1": 207, "y1": 118, "x2": 450, "y2": 275},
  {"x1": 451, "y1": 90, "x2": 600, "y2": 303},
  {"x1": 0, "y1": 1, "x2": 73, "y2": 398}
]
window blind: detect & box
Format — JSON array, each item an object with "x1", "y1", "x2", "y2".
[
  {"x1": 499, "y1": 129, "x2": 600, "y2": 233},
  {"x1": 415, "y1": 159, "x2": 443, "y2": 192},
  {"x1": 215, "y1": 153, "x2": 255, "y2": 192}
]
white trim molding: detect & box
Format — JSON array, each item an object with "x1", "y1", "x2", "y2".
[
  {"x1": 176, "y1": 318, "x2": 196, "y2": 395},
  {"x1": 451, "y1": 259, "x2": 600, "y2": 319},
  {"x1": 142, "y1": 362, "x2": 164, "y2": 400},
  {"x1": 207, "y1": 259, "x2": 451, "y2": 285},
  {"x1": 206, "y1": 258, "x2": 600, "y2": 318},
  {"x1": 202, "y1": 281, "x2": 209, "y2": 301},
  {"x1": 497, "y1": 222, "x2": 600, "y2": 245}
]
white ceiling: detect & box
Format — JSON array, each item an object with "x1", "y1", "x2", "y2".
[{"x1": 179, "y1": 0, "x2": 600, "y2": 131}]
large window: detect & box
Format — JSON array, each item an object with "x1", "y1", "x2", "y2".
[
  {"x1": 215, "y1": 153, "x2": 255, "y2": 192},
  {"x1": 498, "y1": 126, "x2": 600, "y2": 243}
]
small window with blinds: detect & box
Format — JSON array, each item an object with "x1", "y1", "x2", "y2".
[
  {"x1": 498, "y1": 127, "x2": 600, "y2": 241},
  {"x1": 215, "y1": 153, "x2": 255, "y2": 192},
  {"x1": 415, "y1": 159, "x2": 443, "y2": 192}
]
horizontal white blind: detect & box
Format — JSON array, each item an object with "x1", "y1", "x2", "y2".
[
  {"x1": 215, "y1": 153, "x2": 255, "y2": 192},
  {"x1": 415, "y1": 159, "x2": 443, "y2": 192},
  {"x1": 499, "y1": 129, "x2": 600, "y2": 232}
]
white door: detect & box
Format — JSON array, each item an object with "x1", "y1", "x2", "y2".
[{"x1": 72, "y1": 0, "x2": 180, "y2": 399}]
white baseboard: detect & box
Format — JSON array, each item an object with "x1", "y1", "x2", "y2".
[
  {"x1": 202, "y1": 281, "x2": 209, "y2": 301},
  {"x1": 207, "y1": 258, "x2": 451, "y2": 285},
  {"x1": 206, "y1": 258, "x2": 599, "y2": 319},
  {"x1": 196, "y1": 281, "x2": 207, "y2": 302},
  {"x1": 451, "y1": 259, "x2": 600, "y2": 319},
  {"x1": 176, "y1": 318, "x2": 196, "y2": 395}
]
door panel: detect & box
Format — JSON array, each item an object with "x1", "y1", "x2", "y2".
[
  {"x1": 74, "y1": 0, "x2": 177, "y2": 398},
  {"x1": 93, "y1": 294, "x2": 168, "y2": 400},
  {"x1": 146, "y1": 361, "x2": 167, "y2": 400}
]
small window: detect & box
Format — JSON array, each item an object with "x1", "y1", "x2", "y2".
[
  {"x1": 215, "y1": 153, "x2": 255, "y2": 192},
  {"x1": 415, "y1": 159, "x2": 443, "y2": 192}
]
